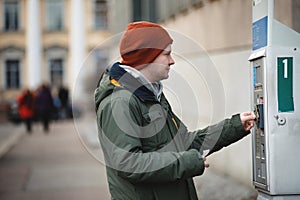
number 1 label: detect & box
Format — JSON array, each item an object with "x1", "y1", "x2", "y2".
[
  {"x1": 282, "y1": 59, "x2": 288, "y2": 79},
  {"x1": 277, "y1": 57, "x2": 294, "y2": 112}
]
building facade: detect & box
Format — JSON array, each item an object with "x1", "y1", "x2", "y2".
[{"x1": 0, "y1": 0, "x2": 111, "y2": 101}]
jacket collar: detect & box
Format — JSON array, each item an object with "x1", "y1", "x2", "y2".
[
  {"x1": 120, "y1": 64, "x2": 163, "y2": 101},
  {"x1": 109, "y1": 62, "x2": 159, "y2": 102}
]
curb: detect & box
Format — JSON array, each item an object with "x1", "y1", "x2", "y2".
[{"x1": 0, "y1": 125, "x2": 24, "y2": 158}]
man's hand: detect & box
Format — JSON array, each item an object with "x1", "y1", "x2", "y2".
[
  {"x1": 240, "y1": 112, "x2": 256, "y2": 131},
  {"x1": 203, "y1": 156, "x2": 209, "y2": 168}
]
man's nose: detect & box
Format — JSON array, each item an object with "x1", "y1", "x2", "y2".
[{"x1": 169, "y1": 56, "x2": 175, "y2": 66}]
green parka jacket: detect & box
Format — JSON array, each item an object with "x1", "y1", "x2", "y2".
[{"x1": 95, "y1": 63, "x2": 250, "y2": 200}]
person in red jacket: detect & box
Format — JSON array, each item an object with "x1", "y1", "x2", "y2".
[{"x1": 18, "y1": 88, "x2": 35, "y2": 133}]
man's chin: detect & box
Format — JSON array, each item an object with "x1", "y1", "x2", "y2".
[{"x1": 163, "y1": 74, "x2": 169, "y2": 80}]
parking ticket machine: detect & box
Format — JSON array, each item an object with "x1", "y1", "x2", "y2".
[{"x1": 249, "y1": 0, "x2": 300, "y2": 199}]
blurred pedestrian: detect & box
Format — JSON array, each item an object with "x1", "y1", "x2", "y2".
[
  {"x1": 17, "y1": 88, "x2": 35, "y2": 133},
  {"x1": 95, "y1": 21, "x2": 256, "y2": 200},
  {"x1": 35, "y1": 83, "x2": 54, "y2": 133},
  {"x1": 58, "y1": 85, "x2": 69, "y2": 119}
]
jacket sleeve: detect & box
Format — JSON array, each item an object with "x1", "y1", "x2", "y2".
[
  {"x1": 97, "y1": 96, "x2": 205, "y2": 184},
  {"x1": 188, "y1": 114, "x2": 250, "y2": 156}
]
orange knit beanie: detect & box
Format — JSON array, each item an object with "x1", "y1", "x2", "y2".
[{"x1": 120, "y1": 21, "x2": 173, "y2": 68}]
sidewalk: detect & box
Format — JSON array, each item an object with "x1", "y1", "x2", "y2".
[
  {"x1": 195, "y1": 169, "x2": 258, "y2": 200},
  {"x1": 0, "y1": 119, "x2": 110, "y2": 200},
  {"x1": 0, "y1": 122, "x2": 24, "y2": 159}
]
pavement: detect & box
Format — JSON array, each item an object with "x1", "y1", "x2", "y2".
[
  {"x1": 0, "y1": 117, "x2": 258, "y2": 200},
  {"x1": 0, "y1": 122, "x2": 24, "y2": 159}
]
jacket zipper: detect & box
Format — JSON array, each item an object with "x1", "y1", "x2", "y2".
[{"x1": 169, "y1": 110, "x2": 179, "y2": 130}]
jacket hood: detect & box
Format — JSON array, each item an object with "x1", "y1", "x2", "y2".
[
  {"x1": 94, "y1": 70, "x2": 115, "y2": 112},
  {"x1": 94, "y1": 62, "x2": 159, "y2": 112}
]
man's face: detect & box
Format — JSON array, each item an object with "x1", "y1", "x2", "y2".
[{"x1": 141, "y1": 44, "x2": 175, "y2": 83}]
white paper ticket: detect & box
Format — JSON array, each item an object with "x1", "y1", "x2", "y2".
[{"x1": 202, "y1": 149, "x2": 210, "y2": 157}]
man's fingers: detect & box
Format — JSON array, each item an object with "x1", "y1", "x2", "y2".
[
  {"x1": 202, "y1": 156, "x2": 209, "y2": 168},
  {"x1": 241, "y1": 112, "x2": 256, "y2": 121},
  {"x1": 204, "y1": 160, "x2": 209, "y2": 168},
  {"x1": 245, "y1": 112, "x2": 256, "y2": 119},
  {"x1": 242, "y1": 111, "x2": 252, "y2": 116}
]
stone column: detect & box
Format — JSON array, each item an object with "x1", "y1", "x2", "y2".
[
  {"x1": 26, "y1": 0, "x2": 41, "y2": 88},
  {"x1": 69, "y1": 0, "x2": 85, "y2": 94}
]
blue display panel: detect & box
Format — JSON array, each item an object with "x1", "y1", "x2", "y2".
[{"x1": 252, "y1": 16, "x2": 268, "y2": 50}]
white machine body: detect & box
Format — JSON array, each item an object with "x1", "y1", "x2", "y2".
[{"x1": 249, "y1": 0, "x2": 300, "y2": 199}]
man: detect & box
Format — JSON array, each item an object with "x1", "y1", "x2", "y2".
[
  {"x1": 35, "y1": 83, "x2": 54, "y2": 133},
  {"x1": 95, "y1": 21, "x2": 255, "y2": 200}
]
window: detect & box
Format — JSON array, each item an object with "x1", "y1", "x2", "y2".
[
  {"x1": 178, "y1": 0, "x2": 188, "y2": 12},
  {"x1": 49, "y1": 58, "x2": 63, "y2": 87},
  {"x1": 132, "y1": 0, "x2": 157, "y2": 22},
  {"x1": 132, "y1": 0, "x2": 142, "y2": 21},
  {"x1": 3, "y1": 0, "x2": 19, "y2": 31},
  {"x1": 93, "y1": 49, "x2": 108, "y2": 73},
  {"x1": 5, "y1": 59, "x2": 20, "y2": 89},
  {"x1": 191, "y1": 0, "x2": 203, "y2": 7},
  {"x1": 45, "y1": 46, "x2": 66, "y2": 87},
  {"x1": 45, "y1": 0, "x2": 64, "y2": 31},
  {"x1": 94, "y1": 0, "x2": 108, "y2": 30}
]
